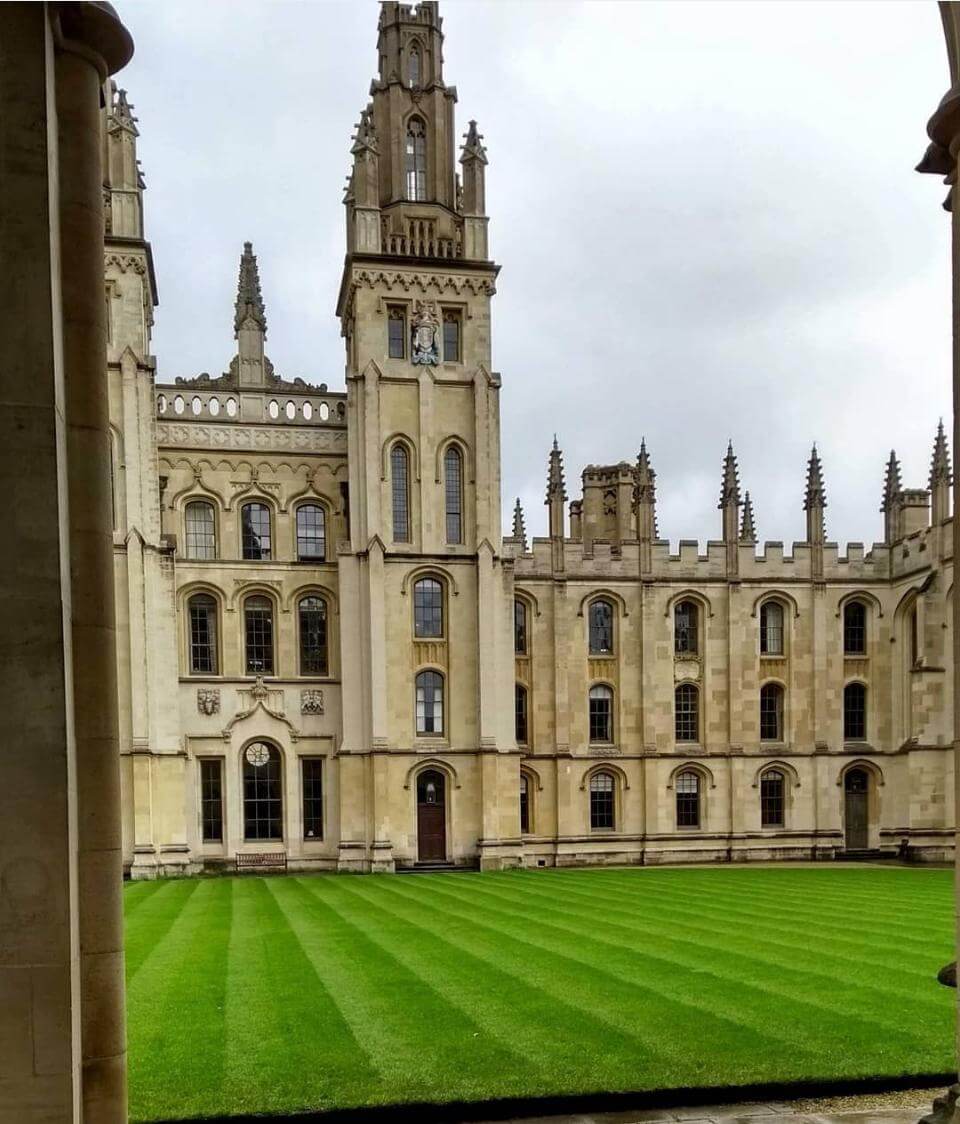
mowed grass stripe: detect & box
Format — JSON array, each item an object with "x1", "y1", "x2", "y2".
[
  {"x1": 122, "y1": 880, "x2": 165, "y2": 918},
  {"x1": 124, "y1": 879, "x2": 199, "y2": 982},
  {"x1": 326, "y1": 874, "x2": 670, "y2": 1097},
  {"x1": 216, "y1": 878, "x2": 380, "y2": 1118},
  {"x1": 412, "y1": 874, "x2": 946, "y2": 1074},
  {"x1": 268, "y1": 876, "x2": 529, "y2": 1105},
  {"x1": 384, "y1": 874, "x2": 813, "y2": 1086},
  {"x1": 127, "y1": 879, "x2": 231, "y2": 1123}
]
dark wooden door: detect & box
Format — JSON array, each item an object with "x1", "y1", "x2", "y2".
[
  {"x1": 417, "y1": 770, "x2": 446, "y2": 862},
  {"x1": 844, "y1": 769, "x2": 869, "y2": 850}
]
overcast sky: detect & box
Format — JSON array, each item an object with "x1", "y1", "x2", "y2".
[{"x1": 120, "y1": 0, "x2": 951, "y2": 549}]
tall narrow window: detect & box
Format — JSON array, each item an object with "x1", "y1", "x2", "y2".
[
  {"x1": 413, "y1": 577, "x2": 443, "y2": 638},
  {"x1": 519, "y1": 773, "x2": 530, "y2": 834},
  {"x1": 241, "y1": 502, "x2": 271, "y2": 560},
  {"x1": 415, "y1": 670, "x2": 444, "y2": 735},
  {"x1": 188, "y1": 593, "x2": 218, "y2": 675},
  {"x1": 515, "y1": 683, "x2": 528, "y2": 745},
  {"x1": 759, "y1": 683, "x2": 784, "y2": 742},
  {"x1": 408, "y1": 45, "x2": 421, "y2": 87},
  {"x1": 296, "y1": 504, "x2": 326, "y2": 561},
  {"x1": 185, "y1": 501, "x2": 216, "y2": 560},
  {"x1": 843, "y1": 600, "x2": 866, "y2": 655},
  {"x1": 909, "y1": 605, "x2": 920, "y2": 667},
  {"x1": 675, "y1": 771, "x2": 701, "y2": 828},
  {"x1": 405, "y1": 117, "x2": 427, "y2": 202},
  {"x1": 760, "y1": 769, "x2": 785, "y2": 828},
  {"x1": 444, "y1": 445, "x2": 463, "y2": 544},
  {"x1": 589, "y1": 772, "x2": 615, "y2": 830},
  {"x1": 674, "y1": 600, "x2": 699, "y2": 655},
  {"x1": 200, "y1": 759, "x2": 223, "y2": 842},
  {"x1": 442, "y1": 310, "x2": 461, "y2": 362},
  {"x1": 244, "y1": 595, "x2": 274, "y2": 674},
  {"x1": 675, "y1": 683, "x2": 699, "y2": 743},
  {"x1": 514, "y1": 598, "x2": 528, "y2": 654},
  {"x1": 589, "y1": 684, "x2": 613, "y2": 743},
  {"x1": 299, "y1": 595, "x2": 328, "y2": 676},
  {"x1": 388, "y1": 306, "x2": 406, "y2": 359},
  {"x1": 844, "y1": 682, "x2": 867, "y2": 741},
  {"x1": 588, "y1": 599, "x2": 614, "y2": 654},
  {"x1": 243, "y1": 741, "x2": 282, "y2": 841},
  {"x1": 760, "y1": 601, "x2": 784, "y2": 655},
  {"x1": 302, "y1": 758, "x2": 323, "y2": 840},
  {"x1": 391, "y1": 443, "x2": 410, "y2": 542}
]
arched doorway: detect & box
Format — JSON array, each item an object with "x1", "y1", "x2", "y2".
[
  {"x1": 844, "y1": 767, "x2": 869, "y2": 850},
  {"x1": 416, "y1": 769, "x2": 446, "y2": 862}
]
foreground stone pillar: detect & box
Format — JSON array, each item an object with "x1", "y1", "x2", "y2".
[{"x1": 0, "y1": 4, "x2": 133, "y2": 1121}]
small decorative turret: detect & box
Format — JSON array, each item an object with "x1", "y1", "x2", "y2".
[
  {"x1": 104, "y1": 81, "x2": 144, "y2": 239},
  {"x1": 459, "y1": 119, "x2": 489, "y2": 260},
  {"x1": 881, "y1": 449, "x2": 903, "y2": 544},
  {"x1": 930, "y1": 419, "x2": 952, "y2": 524},
  {"x1": 635, "y1": 439, "x2": 657, "y2": 574},
  {"x1": 740, "y1": 490, "x2": 756, "y2": 544},
  {"x1": 804, "y1": 444, "x2": 827, "y2": 544},
  {"x1": 545, "y1": 436, "x2": 566, "y2": 570},
  {"x1": 718, "y1": 441, "x2": 741, "y2": 542},
  {"x1": 234, "y1": 242, "x2": 268, "y2": 387},
  {"x1": 346, "y1": 107, "x2": 381, "y2": 254},
  {"x1": 512, "y1": 497, "x2": 527, "y2": 552}
]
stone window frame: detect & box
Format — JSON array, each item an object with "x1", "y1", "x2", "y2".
[
  {"x1": 414, "y1": 667, "x2": 446, "y2": 738},
  {"x1": 293, "y1": 499, "x2": 329, "y2": 563},
  {"x1": 181, "y1": 583, "x2": 225, "y2": 678},
  {"x1": 239, "y1": 497, "x2": 276, "y2": 562},
  {"x1": 296, "y1": 591, "x2": 330, "y2": 679},
  {"x1": 412, "y1": 572, "x2": 447, "y2": 640},
  {"x1": 674, "y1": 680, "x2": 701, "y2": 745},
  {"x1": 843, "y1": 679, "x2": 869, "y2": 743},
  {"x1": 242, "y1": 589, "x2": 279, "y2": 677},
  {"x1": 759, "y1": 680, "x2": 787, "y2": 744},
  {"x1": 758, "y1": 596, "x2": 788, "y2": 657},
  {"x1": 588, "y1": 682, "x2": 615, "y2": 745},
  {"x1": 183, "y1": 498, "x2": 219, "y2": 561}
]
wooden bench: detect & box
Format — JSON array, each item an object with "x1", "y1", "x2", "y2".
[{"x1": 235, "y1": 852, "x2": 287, "y2": 873}]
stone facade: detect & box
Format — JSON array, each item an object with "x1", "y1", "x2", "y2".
[{"x1": 108, "y1": 0, "x2": 955, "y2": 879}]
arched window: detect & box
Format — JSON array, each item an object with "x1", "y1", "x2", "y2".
[
  {"x1": 760, "y1": 769, "x2": 785, "y2": 828},
  {"x1": 675, "y1": 770, "x2": 701, "y2": 828},
  {"x1": 413, "y1": 576, "x2": 443, "y2": 638},
  {"x1": 844, "y1": 682, "x2": 867, "y2": 741},
  {"x1": 242, "y1": 741, "x2": 282, "y2": 841},
  {"x1": 674, "y1": 600, "x2": 699, "y2": 655},
  {"x1": 444, "y1": 445, "x2": 462, "y2": 544},
  {"x1": 241, "y1": 502, "x2": 271, "y2": 560},
  {"x1": 843, "y1": 600, "x2": 867, "y2": 655},
  {"x1": 185, "y1": 500, "x2": 216, "y2": 560},
  {"x1": 589, "y1": 771, "x2": 615, "y2": 830},
  {"x1": 298, "y1": 595, "x2": 328, "y2": 676},
  {"x1": 415, "y1": 670, "x2": 444, "y2": 735},
  {"x1": 405, "y1": 117, "x2": 427, "y2": 202},
  {"x1": 759, "y1": 683, "x2": 784, "y2": 742},
  {"x1": 188, "y1": 593, "x2": 218, "y2": 674},
  {"x1": 244, "y1": 595, "x2": 274, "y2": 674},
  {"x1": 515, "y1": 683, "x2": 528, "y2": 745},
  {"x1": 408, "y1": 44, "x2": 421, "y2": 87},
  {"x1": 588, "y1": 599, "x2": 614, "y2": 654},
  {"x1": 675, "y1": 683, "x2": 699, "y2": 743},
  {"x1": 909, "y1": 604, "x2": 920, "y2": 667},
  {"x1": 519, "y1": 773, "x2": 531, "y2": 834},
  {"x1": 296, "y1": 504, "x2": 326, "y2": 561},
  {"x1": 588, "y1": 684, "x2": 613, "y2": 743},
  {"x1": 391, "y1": 443, "x2": 410, "y2": 542},
  {"x1": 514, "y1": 598, "x2": 528, "y2": 654},
  {"x1": 759, "y1": 601, "x2": 784, "y2": 655}
]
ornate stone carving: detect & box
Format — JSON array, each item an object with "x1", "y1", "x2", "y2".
[
  {"x1": 197, "y1": 688, "x2": 220, "y2": 716},
  {"x1": 155, "y1": 422, "x2": 347, "y2": 453},
  {"x1": 104, "y1": 251, "x2": 146, "y2": 275},
  {"x1": 674, "y1": 659, "x2": 700, "y2": 682},
  {"x1": 301, "y1": 689, "x2": 324, "y2": 715},
  {"x1": 411, "y1": 300, "x2": 440, "y2": 366},
  {"x1": 351, "y1": 268, "x2": 496, "y2": 296}
]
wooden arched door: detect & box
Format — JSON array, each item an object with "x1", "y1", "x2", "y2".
[
  {"x1": 417, "y1": 769, "x2": 446, "y2": 862},
  {"x1": 844, "y1": 768, "x2": 869, "y2": 850}
]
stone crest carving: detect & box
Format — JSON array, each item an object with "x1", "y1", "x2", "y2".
[
  {"x1": 411, "y1": 301, "x2": 440, "y2": 366},
  {"x1": 197, "y1": 688, "x2": 220, "y2": 716},
  {"x1": 301, "y1": 689, "x2": 324, "y2": 716}
]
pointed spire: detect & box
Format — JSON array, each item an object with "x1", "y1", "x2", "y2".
[
  {"x1": 930, "y1": 419, "x2": 952, "y2": 488},
  {"x1": 351, "y1": 105, "x2": 378, "y2": 154},
  {"x1": 512, "y1": 498, "x2": 527, "y2": 551},
  {"x1": 804, "y1": 444, "x2": 827, "y2": 511},
  {"x1": 740, "y1": 491, "x2": 756, "y2": 543},
  {"x1": 718, "y1": 441, "x2": 741, "y2": 508},
  {"x1": 881, "y1": 448, "x2": 902, "y2": 512},
  {"x1": 546, "y1": 435, "x2": 567, "y2": 503},
  {"x1": 234, "y1": 241, "x2": 267, "y2": 337},
  {"x1": 460, "y1": 119, "x2": 488, "y2": 164},
  {"x1": 113, "y1": 86, "x2": 138, "y2": 131},
  {"x1": 635, "y1": 438, "x2": 656, "y2": 501}
]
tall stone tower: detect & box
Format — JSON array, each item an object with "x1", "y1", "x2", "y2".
[{"x1": 336, "y1": 1, "x2": 517, "y2": 871}]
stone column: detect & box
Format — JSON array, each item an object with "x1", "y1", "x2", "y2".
[{"x1": 0, "y1": 4, "x2": 133, "y2": 1121}]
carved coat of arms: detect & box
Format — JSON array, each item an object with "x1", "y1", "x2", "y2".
[
  {"x1": 197, "y1": 688, "x2": 220, "y2": 716},
  {"x1": 410, "y1": 300, "x2": 440, "y2": 366},
  {"x1": 301, "y1": 689, "x2": 324, "y2": 716}
]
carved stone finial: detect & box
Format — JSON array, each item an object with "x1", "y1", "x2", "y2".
[
  {"x1": 740, "y1": 490, "x2": 756, "y2": 543},
  {"x1": 805, "y1": 443, "x2": 827, "y2": 511},
  {"x1": 930, "y1": 419, "x2": 952, "y2": 488},
  {"x1": 546, "y1": 435, "x2": 566, "y2": 504},
  {"x1": 512, "y1": 497, "x2": 527, "y2": 551},
  {"x1": 718, "y1": 441, "x2": 741, "y2": 508},
  {"x1": 235, "y1": 241, "x2": 267, "y2": 337},
  {"x1": 881, "y1": 448, "x2": 902, "y2": 512},
  {"x1": 460, "y1": 118, "x2": 488, "y2": 165}
]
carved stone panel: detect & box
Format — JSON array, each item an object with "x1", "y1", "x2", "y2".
[
  {"x1": 674, "y1": 659, "x2": 700, "y2": 682},
  {"x1": 301, "y1": 689, "x2": 324, "y2": 716},
  {"x1": 197, "y1": 688, "x2": 220, "y2": 715}
]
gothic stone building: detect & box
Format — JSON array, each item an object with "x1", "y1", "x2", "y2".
[{"x1": 105, "y1": 2, "x2": 955, "y2": 878}]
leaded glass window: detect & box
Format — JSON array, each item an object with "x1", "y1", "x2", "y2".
[
  {"x1": 405, "y1": 117, "x2": 427, "y2": 201},
  {"x1": 414, "y1": 577, "x2": 443, "y2": 638},
  {"x1": 244, "y1": 595, "x2": 274, "y2": 674},
  {"x1": 302, "y1": 758, "x2": 323, "y2": 840},
  {"x1": 760, "y1": 601, "x2": 784, "y2": 655},
  {"x1": 388, "y1": 306, "x2": 406, "y2": 359},
  {"x1": 443, "y1": 310, "x2": 460, "y2": 362},
  {"x1": 844, "y1": 682, "x2": 866, "y2": 741},
  {"x1": 759, "y1": 683, "x2": 783, "y2": 741},
  {"x1": 519, "y1": 773, "x2": 530, "y2": 834},
  {"x1": 299, "y1": 596, "x2": 328, "y2": 676},
  {"x1": 589, "y1": 684, "x2": 613, "y2": 743},
  {"x1": 514, "y1": 598, "x2": 528, "y2": 654},
  {"x1": 415, "y1": 670, "x2": 444, "y2": 735},
  {"x1": 243, "y1": 741, "x2": 282, "y2": 841},
  {"x1": 444, "y1": 445, "x2": 462, "y2": 544},
  {"x1": 200, "y1": 759, "x2": 223, "y2": 842},
  {"x1": 589, "y1": 771, "x2": 615, "y2": 830},
  {"x1": 588, "y1": 599, "x2": 614, "y2": 654},
  {"x1": 515, "y1": 683, "x2": 528, "y2": 745},
  {"x1": 676, "y1": 770, "x2": 700, "y2": 828},
  {"x1": 241, "y1": 502, "x2": 271, "y2": 560},
  {"x1": 408, "y1": 45, "x2": 421, "y2": 87},
  {"x1": 296, "y1": 504, "x2": 326, "y2": 561},
  {"x1": 674, "y1": 600, "x2": 699, "y2": 655},
  {"x1": 675, "y1": 683, "x2": 699, "y2": 743},
  {"x1": 844, "y1": 601, "x2": 866, "y2": 655},
  {"x1": 391, "y1": 443, "x2": 410, "y2": 542},
  {"x1": 761, "y1": 769, "x2": 785, "y2": 828},
  {"x1": 185, "y1": 501, "x2": 216, "y2": 560},
  {"x1": 188, "y1": 593, "x2": 218, "y2": 675}
]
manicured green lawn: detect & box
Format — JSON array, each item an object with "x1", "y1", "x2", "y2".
[{"x1": 125, "y1": 866, "x2": 955, "y2": 1122}]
